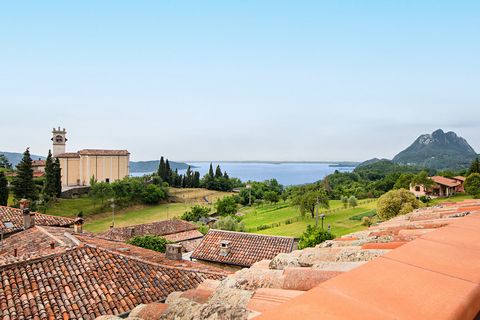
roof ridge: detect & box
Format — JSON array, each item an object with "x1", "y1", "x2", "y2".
[
  {"x1": 35, "y1": 226, "x2": 67, "y2": 246},
  {"x1": 82, "y1": 242, "x2": 228, "y2": 277},
  {"x1": 207, "y1": 229, "x2": 294, "y2": 239}
]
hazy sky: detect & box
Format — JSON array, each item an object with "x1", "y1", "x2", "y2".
[{"x1": 1, "y1": 1, "x2": 479, "y2": 162}]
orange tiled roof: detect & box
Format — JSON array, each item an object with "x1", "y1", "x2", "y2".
[
  {"x1": 0, "y1": 206, "x2": 75, "y2": 235},
  {"x1": 99, "y1": 219, "x2": 200, "y2": 242},
  {"x1": 32, "y1": 159, "x2": 46, "y2": 166},
  {"x1": 431, "y1": 175, "x2": 461, "y2": 187},
  {"x1": 191, "y1": 229, "x2": 295, "y2": 267},
  {"x1": 55, "y1": 152, "x2": 80, "y2": 158}
]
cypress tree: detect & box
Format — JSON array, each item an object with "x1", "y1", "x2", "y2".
[
  {"x1": 53, "y1": 158, "x2": 62, "y2": 197},
  {"x1": 208, "y1": 163, "x2": 214, "y2": 177},
  {"x1": 215, "y1": 165, "x2": 223, "y2": 179},
  {"x1": 12, "y1": 148, "x2": 37, "y2": 201},
  {"x1": 165, "y1": 159, "x2": 171, "y2": 184},
  {"x1": 469, "y1": 157, "x2": 480, "y2": 175},
  {"x1": 223, "y1": 171, "x2": 229, "y2": 179},
  {"x1": 0, "y1": 172, "x2": 8, "y2": 206},
  {"x1": 158, "y1": 156, "x2": 166, "y2": 181},
  {"x1": 185, "y1": 166, "x2": 192, "y2": 188},
  {"x1": 44, "y1": 150, "x2": 56, "y2": 197},
  {"x1": 193, "y1": 171, "x2": 200, "y2": 187}
]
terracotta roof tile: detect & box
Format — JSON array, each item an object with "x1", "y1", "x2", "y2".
[
  {"x1": 0, "y1": 206, "x2": 75, "y2": 236},
  {"x1": 191, "y1": 230, "x2": 294, "y2": 267},
  {"x1": 431, "y1": 176, "x2": 461, "y2": 187},
  {"x1": 78, "y1": 149, "x2": 130, "y2": 156},
  {"x1": 0, "y1": 228, "x2": 227, "y2": 319}
]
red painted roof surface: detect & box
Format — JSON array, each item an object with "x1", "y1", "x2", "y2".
[{"x1": 191, "y1": 229, "x2": 295, "y2": 267}]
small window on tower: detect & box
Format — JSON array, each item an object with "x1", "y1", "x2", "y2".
[
  {"x1": 55, "y1": 135, "x2": 63, "y2": 143},
  {"x1": 105, "y1": 178, "x2": 110, "y2": 183}
]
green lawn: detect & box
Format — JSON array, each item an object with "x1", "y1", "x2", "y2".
[
  {"x1": 429, "y1": 194, "x2": 474, "y2": 206},
  {"x1": 84, "y1": 202, "x2": 197, "y2": 233},
  {"x1": 44, "y1": 197, "x2": 101, "y2": 218},
  {"x1": 241, "y1": 199, "x2": 378, "y2": 238}
]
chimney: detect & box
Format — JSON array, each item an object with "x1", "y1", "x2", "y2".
[
  {"x1": 20, "y1": 199, "x2": 35, "y2": 229},
  {"x1": 50, "y1": 242, "x2": 55, "y2": 249},
  {"x1": 219, "y1": 240, "x2": 231, "y2": 256},
  {"x1": 13, "y1": 248, "x2": 17, "y2": 257},
  {"x1": 74, "y1": 217, "x2": 84, "y2": 234},
  {"x1": 165, "y1": 244, "x2": 183, "y2": 260}
]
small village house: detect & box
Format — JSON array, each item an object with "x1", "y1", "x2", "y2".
[{"x1": 410, "y1": 175, "x2": 465, "y2": 198}]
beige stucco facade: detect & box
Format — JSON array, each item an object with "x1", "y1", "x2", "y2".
[
  {"x1": 58, "y1": 151, "x2": 130, "y2": 186},
  {"x1": 52, "y1": 127, "x2": 130, "y2": 187}
]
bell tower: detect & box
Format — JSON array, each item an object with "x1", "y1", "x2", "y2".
[{"x1": 52, "y1": 127, "x2": 67, "y2": 157}]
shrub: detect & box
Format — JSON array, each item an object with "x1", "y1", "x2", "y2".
[
  {"x1": 464, "y1": 173, "x2": 480, "y2": 198},
  {"x1": 126, "y1": 235, "x2": 170, "y2": 253},
  {"x1": 213, "y1": 215, "x2": 245, "y2": 232},
  {"x1": 348, "y1": 195, "x2": 358, "y2": 208},
  {"x1": 377, "y1": 188, "x2": 420, "y2": 221},
  {"x1": 361, "y1": 216, "x2": 372, "y2": 227},
  {"x1": 198, "y1": 224, "x2": 210, "y2": 235},
  {"x1": 298, "y1": 225, "x2": 335, "y2": 249},
  {"x1": 181, "y1": 205, "x2": 211, "y2": 222},
  {"x1": 141, "y1": 184, "x2": 166, "y2": 205},
  {"x1": 215, "y1": 196, "x2": 238, "y2": 216}
]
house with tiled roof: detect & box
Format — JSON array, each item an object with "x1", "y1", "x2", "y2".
[
  {"x1": 410, "y1": 175, "x2": 466, "y2": 198},
  {"x1": 102, "y1": 199, "x2": 480, "y2": 320},
  {"x1": 0, "y1": 204, "x2": 75, "y2": 237},
  {"x1": 0, "y1": 216, "x2": 228, "y2": 319},
  {"x1": 191, "y1": 229, "x2": 295, "y2": 267},
  {"x1": 99, "y1": 219, "x2": 204, "y2": 252}
]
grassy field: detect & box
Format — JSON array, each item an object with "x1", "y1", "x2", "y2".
[
  {"x1": 241, "y1": 199, "x2": 378, "y2": 238},
  {"x1": 84, "y1": 202, "x2": 195, "y2": 233},
  {"x1": 41, "y1": 188, "x2": 231, "y2": 233},
  {"x1": 169, "y1": 188, "x2": 234, "y2": 204},
  {"x1": 429, "y1": 194, "x2": 474, "y2": 206}
]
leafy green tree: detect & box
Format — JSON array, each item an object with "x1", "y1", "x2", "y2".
[
  {"x1": 377, "y1": 188, "x2": 420, "y2": 220},
  {"x1": 394, "y1": 173, "x2": 416, "y2": 189},
  {"x1": 290, "y1": 186, "x2": 329, "y2": 218},
  {"x1": 141, "y1": 184, "x2": 166, "y2": 204},
  {"x1": 298, "y1": 225, "x2": 335, "y2": 249},
  {"x1": 215, "y1": 196, "x2": 238, "y2": 216},
  {"x1": 0, "y1": 172, "x2": 8, "y2": 205},
  {"x1": 0, "y1": 154, "x2": 12, "y2": 170},
  {"x1": 468, "y1": 158, "x2": 480, "y2": 175},
  {"x1": 411, "y1": 171, "x2": 434, "y2": 191},
  {"x1": 126, "y1": 235, "x2": 170, "y2": 253},
  {"x1": 181, "y1": 205, "x2": 211, "y2": 222},
  {"x1": 464, "y1": 173, "x2": 480, "y2": 198},
  {"x1": 89, "y1": 181, "x2": 113, "y2": 206},
  {"x1": 348, "y1": 195, "x2": 358, "y2": 208},
  {"x1": 341, "y1": 195, "x2": 348, "y2": 208},
  {"x1": 12, "y1": 148, "x2": 37, "y2": 201},
  {"x1": 213, "y1": 215, "x2": 245, "y2": 232},
  {"x1": 264, "y1": 191, "x2": 279, "y2": 203}
]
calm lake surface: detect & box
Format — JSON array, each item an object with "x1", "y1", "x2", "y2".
[{"x1": 132, "y1": 162, "x2": 354, "y2": 186}]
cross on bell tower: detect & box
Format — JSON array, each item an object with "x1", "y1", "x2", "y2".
[{"x1": 52, "y1": 127, "x2": 67, "y2": 157}]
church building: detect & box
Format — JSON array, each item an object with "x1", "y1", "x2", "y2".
[{"x1": 52, "y1": 127, "x2": 130, "y2": 187}]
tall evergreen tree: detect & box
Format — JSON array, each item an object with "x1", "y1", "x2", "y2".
[
  {"x1": 469, "y1": 157, "x2": 480, "y2": 175},
  {"x1": 223, "y1": 171, "x2": 229, "y2": 179},
  {"x1": 12, "y1": 148, "x2": 37, "y2": 201},
  {"x1": 0, "y1": 172, "x2": 8, "y2": 206},
  {"x1": 185, "y1": 166, "x2": 192, "y2": 188},
  {"x1": 193, "y1": 171, "x2": 200, "y2": 187},
  {"x1": 215, "y1": 165, "x2": 223, "y2": 179},
  {"x1": 53, "y1": 158, "x2": 62, "y2": 197},
  {"x1": 158, "y1": 156, "x2": 166, "y2": 181},
  {"x1": 0, "y1": 154, "x2": 12, "y2": 170},
  {"x1": 208, "y1": 163, "x2": 214, "y2": 177},
  {"x1": 165, "y1": 159, "x2": 171, "y2": 184},
  {"x1": 44, "y1": 150, "x2": 56, "y2": 197}
]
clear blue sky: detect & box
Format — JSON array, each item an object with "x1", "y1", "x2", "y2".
[{"x1": 1, "y1": 1, "x2": 479, "y2": 161}]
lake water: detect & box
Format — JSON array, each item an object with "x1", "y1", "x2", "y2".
[{"x1": 132, "y1": 162, "x2": 353, "y2": 186}]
